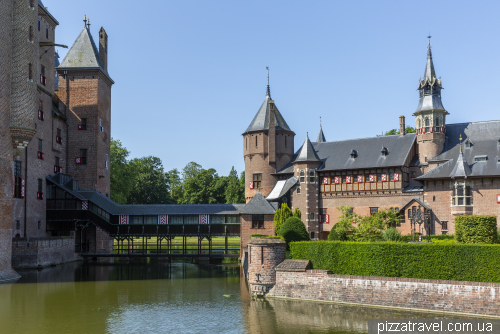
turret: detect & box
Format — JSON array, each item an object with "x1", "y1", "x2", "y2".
[
  {"x1": 413, "y1": 37, "x2": 449, "y2": 164},
  {"x1": 243, "y1": 85, "x2": 295, "y2": 202}
]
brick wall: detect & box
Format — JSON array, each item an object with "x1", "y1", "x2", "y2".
[
  {"x1": 11, "y1": 237, "x2": 78, "y2": 268},
  {"x1": 0, "y1": 0, "x2": 15, "y2": 279},
  {"x1": 240, "y1": 214, "x2": 275, "y2": 252},
  {"x1": 247, "y1": 238, "x2": 286, "y2": 296},
  {"x1": 269, "y1": 268, "x2": 500, "y2": 317}
]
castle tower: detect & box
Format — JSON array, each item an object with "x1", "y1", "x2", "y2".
[
  {"x1": 243, "y1": 85, "x2": 295, "y2": 202},
  {"x1": 57, "y1": 21, "x2": 114, "y2": 195},
  {"x1": 413, "y1": 38, "x2": 448, "y2": 164},
  {"x1": 292, "y1": 133, "x2": 322, "y2": 240}
]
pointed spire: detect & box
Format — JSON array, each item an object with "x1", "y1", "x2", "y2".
[
  {"x1": 316, "y1": 117, "x2": 326, "y2": 142},
  {"x1": 295, "y1": 133, "x2": 321, "y2": 162},
  {"x1": 423, "y1": 35, "x2": 436, "y2": 81},
  {"x1": 450, "y1": 135, "x2": 471, "y2": 179}
]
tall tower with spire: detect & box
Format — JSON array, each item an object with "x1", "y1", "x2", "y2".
[
  {"x1": 243, "y1": 83, "x2": 295, "y2": 202},
  {"x1": 57, "y1": 18, "x2": 114, "y2": 195},
  {"x1": 413, "y1": 37, "x2": 449, "y2": 164}
]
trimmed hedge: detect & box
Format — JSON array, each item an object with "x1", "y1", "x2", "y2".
[
  {"x1": 455, "y1": 215, "x2": 498, "y2": 244},
  {"x1": 290, "y1": 241, "x2": 500, "y2": 282}
]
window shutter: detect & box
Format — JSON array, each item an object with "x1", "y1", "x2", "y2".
[
  {"x1": 381, "y1": 173, "x2": 387, "y2": 182},
  {"x1": 357, "y1": 175, "x2": 363, "y2": 183},
  {"x1": 322, "y1": 177, "x2": 328, "y2": 185},
  {"x1": 54, "y1": 165, "x2": 58, "y2": 173},
  {"x1": 346, "y1": 175, "x2": 351, "y2": 184},
  {"x1": 369, "y1": 174, "x2": 375, "y2": 182},
  {"x1": 249, "y1": 181, "x2": 254, "y2": 189},
  {"x1": 325, "y1": 214, "x2": 329, "y2": 223},
  {"x1": 394, "y1": 173, "x2": 399, "y2": 181},
  {"x1": 21, "y1": 179, "x2": 25, "y2": 199},
  {"x1": 75, "y1": 157, "x2": 81, "y2": 164},
  {"x1": 334, "y1": 176, "x2": 339, "y2": 184}
]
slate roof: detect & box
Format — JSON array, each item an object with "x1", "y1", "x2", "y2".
[
  {"x1": 295, "y1": 134, "x2": 321, "y2": 162},
  {"x1": 450, "y1": 151, "x2": 472, "y2": 179},
  {"x1": 417, "y1": 121, "x2": 500, "y2": 179},
  {"x1": 244, "y1": 88, "x2": 292, "y2": 133},
  {"x1": 316, "y1": 125, "x2": 326, "y2": 142},
  {"x1": 240, "y1": 192, "x2": 277, "y2": 214},
  {"x1": 58, "y1": 27, "x2": 113, "y2": 83},
  {"x1": 277, "y1": 133, "x2": 416, "y2": 173},
  {"x1": 398, "y1": 197, "x2": 431, "y2": 213},
  {"x1": 414, "y1": 44, "x2": 445, "y2": 114}
]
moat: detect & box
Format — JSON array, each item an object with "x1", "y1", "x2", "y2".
[{"x1": 0, "y1": 260, "x2": 461, "y2": 334}]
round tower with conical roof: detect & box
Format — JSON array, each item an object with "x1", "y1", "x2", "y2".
[
  {"x1": 414, "y1": 38, "x2": 449, "y2": 164},
  {"x1": 243, "y1": 86, "x2": 295, "y2": 202}
]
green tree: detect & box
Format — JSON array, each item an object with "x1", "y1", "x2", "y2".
[
  {"x1": 225, "y1": 167, "x2": 244, "y2": 204},
  {"x1": 273, "y1": 203, "x2": 292, "y2": 235},
  {"x1": 328, "y1": 205, "x2": 357, "y2": 241},
  {"x1": 293, "y1": 208, "x2": 301, "y2": 219},
  {"x1": 127, "y1": 156, "x2": 173, "y2": 204},
  {"x1": 379, "y1": 125, "x2": 417, "y2": 136},
  {"x1": 353, "y1": 208, "x2": 400, "y2": 241},
  {"x1": 278, "y1": 217, "x2": 310, "y2": 249},
  {"x1": 239, "y1": 171, "x2": 246, "y2": 202},
  {"x1": 110, "y1": 138, "x2": 134, "y2": 204},
  {"x1": 167, "y1": 168, "x2": 183, "y2": 203}
]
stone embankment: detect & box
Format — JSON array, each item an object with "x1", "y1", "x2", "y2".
[{"x1": 246, "y1": 236, "x2": 500, "y2": 317}]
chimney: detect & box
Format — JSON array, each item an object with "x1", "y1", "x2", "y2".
[
  {"x1": 399, "y1": 115, "x2": 405, "y2": 136},
  {"x1": 99, "y1": 27, "x2": 108, "y2": 72}
]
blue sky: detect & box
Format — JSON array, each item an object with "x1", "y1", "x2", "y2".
[{"x1": 48, "y1": 0, "x2": 500, "y2": 176}]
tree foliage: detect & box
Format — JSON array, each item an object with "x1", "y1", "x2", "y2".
[
  {"x1": 378, "y1": 126, "x2": 416, "y2": 137},
  {"x1": 278, "y1": 217, "x2": 310, "y2": 249},
  {"x1": 293, "y1": 208, "x2": 301, "y2": 219},
  {"x1": 273, "y1": 203, "x2": 292, "y2": 235},
  {"x1": 110, "y1": 138, "x2": 246, "y2": 205},
  {"x1": 328, "y1": 206, "x2": 401, "y2": 242}
]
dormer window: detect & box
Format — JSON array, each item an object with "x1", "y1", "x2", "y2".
[
  {"x1": 474, "y1": 155, "x2": 487, "y2": 162},
  {"x1": 464, "y1": 139, "x2": 472, "y2": 148},
  {"x1": 350, "y1": 149, "x2": 357, "y2": 158},
  {"x1": 381, "y1": 147, "x2": 389, "y2": 156}
]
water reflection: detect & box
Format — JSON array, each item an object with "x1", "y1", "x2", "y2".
[{"x1": 0, "y1": 260, "x2": 463, "y2": 334}]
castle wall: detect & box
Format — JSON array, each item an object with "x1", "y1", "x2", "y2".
[{"x1": 11, "y1": 237, "x2": 78, "y2": 268}]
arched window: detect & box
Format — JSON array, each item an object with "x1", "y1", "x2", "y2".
[{"x1": 435, "y1": 117, "x2": 440, "y2": 127}]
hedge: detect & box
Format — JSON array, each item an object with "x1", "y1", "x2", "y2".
[
  {"x1": 290, "y1": 241, "x2": 500, "y2": 282},
  {"x1": 455, "y1": 215, "x2": 498, "y2": 244}
]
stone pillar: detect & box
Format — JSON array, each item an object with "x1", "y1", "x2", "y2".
[{"x1": 247, "y1": 236, "x2": 286, "y2": 296}]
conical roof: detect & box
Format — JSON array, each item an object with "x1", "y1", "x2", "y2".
[
  {"x1": 316, "y1": 124, "x2": 326, "y2": 142},
  {"x1": 244, "y1": 86, "x2": 292, "y2": 133},
  {"x1": 295, "y1": 133, "x2": 321, "y2": 162},
  {"x1": 59, "y1": 27, "x2": 109, "y2": 76},
  {"x1": 450, "y1": 151, "x2": 471, "y2": 179}
]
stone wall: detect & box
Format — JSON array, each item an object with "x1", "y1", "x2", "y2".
[
  {"x1": 11, "y1": 236, "x2": 78, "y2": 268},
  {"x1": 268, "y1": 268, "x2": 500, "y2": 317}
]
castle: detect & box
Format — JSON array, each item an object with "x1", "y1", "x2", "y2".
[
  {"x1": 242, "y1": 39, "x2": 500, "y2": 241},
  {"x1": 0, "y1": 0, "x2": 112, "y2": 280}
]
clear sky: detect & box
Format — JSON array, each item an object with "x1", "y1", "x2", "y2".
[{"x1": 47, "y1": 0, "x2": 500, "y2": 177}]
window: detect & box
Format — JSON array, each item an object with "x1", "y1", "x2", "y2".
[
  {"x1": 40, "y1": 65, "x2": 46, "y2": 85},
  {"x1": 80, "y1": 149, "x2": 87, "y2": 165},
  {"x1": 433, "y1": 196, "x2": 436, "y2": 202},
  {"x1": 370, "y1": 207, "x2": 378, "y2": 215},
  {"x1": 37, "y1": 19, "x2": 40, "y2": 31},
  {"x1": 80, "y1": 118, "x2": 87, "y2": 130},
  {"x1": 38, "y1": 100, "x2": 44, "y2": 120},
  {"x1": 319, "y1": 209, "x2": 328, "y2": 223},
  {"x1": 474, "y1": 156, "x2": 487, "y2": 162},
  {"x1": 38, "y1": 221, "x2": 41, "y2": 229},
  {"x1": 297, "y1": 187, "x2": 301, "y2": 194},
  {"x1": 28, "y1": 26, "x2": 33, "y2": 41},
  {"x1": 411, "y1": 171, "x2": 416, "y2": 178},
  {"x1": 29, "y1": 63, "x2": 33, "y2": 80},
  {"x1": 252, "y1": 174, "x2": 261, "y2": 188},
  {"x1": 56, "y1": 128, "x2": 62, "y2": 144},
  {"x1": 252, "y1": 214, "x2": 264, "y2": 229},
  {"x1": 14, "y1": 161, "x2": 23, "y2": 198},
  {"x1": 417, "y1": 119, "x2": 421, "y2": 128},
  {"x1": 100, "y1": 119, "x2": 104, "y2": 132},
  {"x1": 425, "y1": 118, "x2": 430, "y2": 133},
  {"x1": 16, "y1": 221, "x2": 21, "y2": 230},
  {"x1": 310, "y1": 212, "x2": 314, "y2": 220},
  {"x1": 348, "y1": 207, "x2": 354, "y2": 214},
  {"x1": 465, "y1": 140, "x2": 472, "y2": 148},
  {"x1": 37, "y1": 139, "x2": 43, "y2": 159},
  {"x1": 255, "y1": 136, "x2": 258, "y2": 147},
  {"x1": 452, "y1": 181, "x2": 473, "y2": 206},
  {"x1": 30, "y1": 0, "x2": 34, "y2": 8},
  {"x1": 285, "y1": 136, "x2": 287, "y2": 148},
  {"x1": 45, "y1": 26, "x2": 48, "y2": 39},
  {"x1": 105, "y1": 153, "x2": 108, "y2": 169},
  {"x1": 311, "y1": 232, "x2": 315, "y2": 239},
  {"x1": 245, "y1": 138, "x2": 247, "y2": 150},
  {"x1": 37, "y1": 178, "x2": 43, "y2": 200},
  {"x1": 435, "y1": 117, "x2": 440, "y2": 127},
  {"x1": 442, "y1": 221, "x2": 448, "y2": 230},
  {"x1": 300, "y1": 170, "x2": 305, "y2": 183},
  {"x1": 309, "y1": 170, "x2": 315, "y2": 183},
  {"x1": 55, "y1": 156, "x2": 60, "y2": 167}
]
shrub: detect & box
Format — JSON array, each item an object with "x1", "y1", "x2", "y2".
[
  {"x1": 278, "y1": 217, "x2": 310, "y2": 249},
  {"x1": 290, "y1": 241, "x2": 500, "y2": 283},
  {"x1": 273, "y1": 203, "x2": 292, "y2": 235},
  {"x1": 381, "y1": 227, "x2": 402, "y2": 242},
  {"x1": 455, "y1": 215, "x2": 498, "y2": 244},
  {"x1": 328, "y1": 224, "x2": 348, "y2": 241},
  {"x1": 293, "y1": 208, "x2": 301, "y2": 219}
]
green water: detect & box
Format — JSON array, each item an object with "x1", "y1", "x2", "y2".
[{"x1": 0, "y1": 260, "x2": 460, "y2": 334}]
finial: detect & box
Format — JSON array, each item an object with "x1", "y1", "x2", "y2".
[
  {"x1": 84, "y1": 14, "x2": 87, "y2": 27},
  {"x1": 87, "y1": 18, "x2": 91, "y2": 29},
  {"x1": 320, "y1": 116, "x2": 322, "y2": 126},
  {"x1": 427, "y1": 33, "x2": 432, "y2": 51},
  {"x1": 459, "y1": 134, "x2": 463, "y2": 153},
  {"x1": 266, "y1": 66, "x2": 269, "y2": 85}
]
